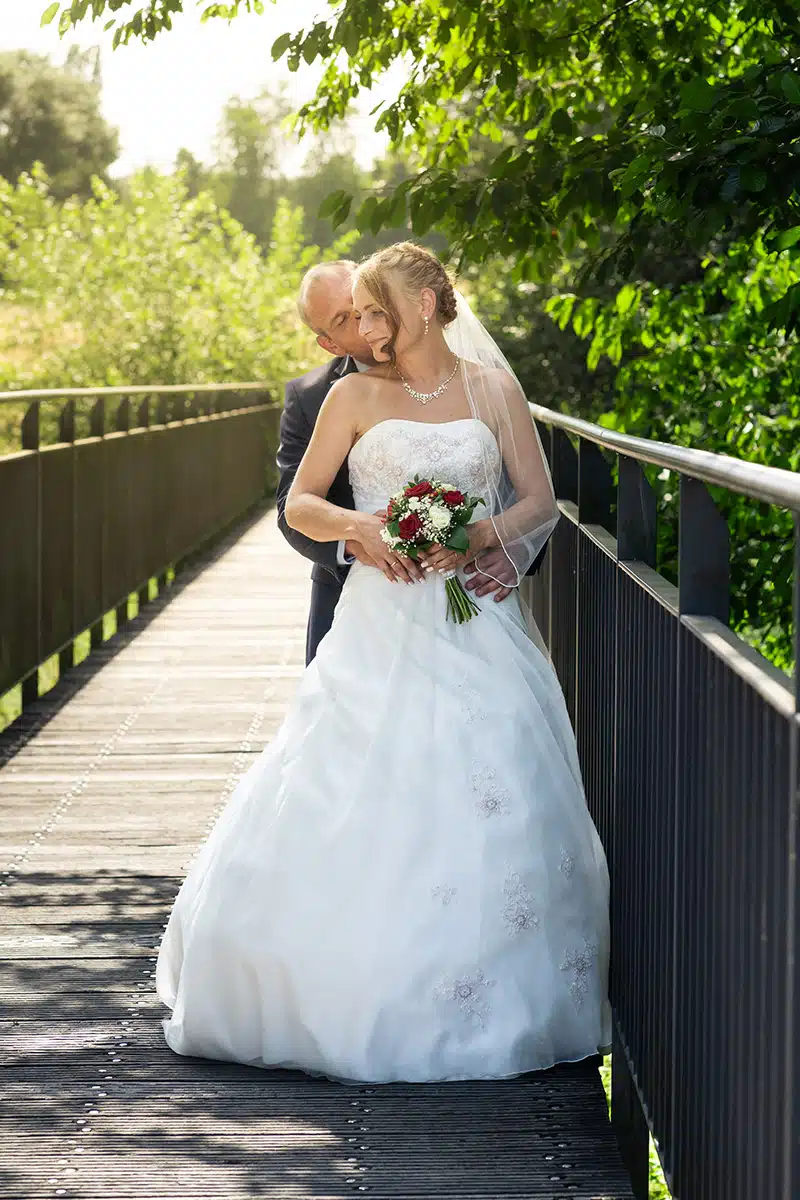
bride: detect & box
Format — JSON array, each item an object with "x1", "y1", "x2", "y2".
[{"x1": 156, "y1": 242, "x2": 611, "y2": 1083}]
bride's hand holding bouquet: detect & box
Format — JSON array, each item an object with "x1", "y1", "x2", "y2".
[{"x1": 379, "y1": 476, "x2": 489, "y2": 623}]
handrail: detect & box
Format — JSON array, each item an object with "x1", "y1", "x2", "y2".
[
  {"x1": 530, "y1": 403, "x2": 800, "y2": 511},
  {"x1": 0, "y1": 382, "x2": 270, "y2": 404},
  {"x1": 3, "y1": 385, "x2": 797, "y2": 507}
]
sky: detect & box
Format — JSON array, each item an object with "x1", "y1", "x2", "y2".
[{"x1": 0, "y1": 0, "x2": 398, "y2": 176}]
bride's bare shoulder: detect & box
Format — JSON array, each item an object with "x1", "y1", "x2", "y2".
[
  {"x1": 318, "y1": 366, "x2": 391, "y2": 432},
  {"x1": 460, "y1": 360, "x2": 527, "y2": 418}
]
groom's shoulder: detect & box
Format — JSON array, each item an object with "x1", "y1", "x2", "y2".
[{"x1": 286, "y1": 357, "x2": 346, "y2": 402}]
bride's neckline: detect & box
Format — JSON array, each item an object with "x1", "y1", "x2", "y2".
[{"x1": 349, "y1": 417, "x2": 494, "y2": 457}]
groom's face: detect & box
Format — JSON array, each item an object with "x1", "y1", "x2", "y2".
[{"x1": 308, "y1": 272, "x2": 375, "y2": 365}]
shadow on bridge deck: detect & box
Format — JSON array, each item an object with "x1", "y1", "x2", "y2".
[{"x1": 0, "y1": 506, "x2": 633, "y2": 1200}]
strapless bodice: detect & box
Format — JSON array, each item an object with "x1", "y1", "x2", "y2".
[{"x1": 347, "y1": 418, "x2": 501, "y2": 512}]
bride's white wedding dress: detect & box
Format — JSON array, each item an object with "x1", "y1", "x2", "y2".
[{"x1": 156, "y1": 417, "x2": 611, "y2": 1082}]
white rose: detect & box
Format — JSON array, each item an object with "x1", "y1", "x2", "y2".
[
  {"x1": 407, "y1": 497, "x2": 421, "y2": 510},
  {"x1": 429, "y1": 504, "x2": 452, "y2": 532}
]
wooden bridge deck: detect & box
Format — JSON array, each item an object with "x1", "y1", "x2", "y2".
[{"x1": 0, "y1": 506, "x2": 634, "y2": 1200}]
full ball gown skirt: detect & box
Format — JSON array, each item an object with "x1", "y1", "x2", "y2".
[{"x1": 156, "y1": 418, "x2": 612, "y2": 1082}]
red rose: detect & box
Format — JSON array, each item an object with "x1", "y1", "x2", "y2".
[
  {"x1": 442, "y1": 490, "x2": 465, "y2": 507},
  {"x1": 404, "y1": 480, "x2": 434, "y2": 498},
  {"x1": 398, "y1": 513, "x2": 423, "y2": 540}
]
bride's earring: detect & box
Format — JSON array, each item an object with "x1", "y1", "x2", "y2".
[{"x1": 423, "y1": 315, "x2": 429, "y2": 337}]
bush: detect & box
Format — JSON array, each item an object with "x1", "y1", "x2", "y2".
[
  {"x1": 546, "y1": 236, "x2": 800, "y2": 672},
  {"x1": 0, "y1": 166, "x2": 339, "y2": 396}
]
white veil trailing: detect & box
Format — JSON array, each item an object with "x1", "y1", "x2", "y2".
[{"x1": 443, "y1": 290, "x2": 559, "y2": 589}]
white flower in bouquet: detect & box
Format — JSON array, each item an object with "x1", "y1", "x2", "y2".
[{"x1": 429, "y1": 504, "x2": 452, "y2": 532}]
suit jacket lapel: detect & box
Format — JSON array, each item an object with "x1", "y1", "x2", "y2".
[{"x1": 335, "y1": 355, "x2": 359, "y2": 378}]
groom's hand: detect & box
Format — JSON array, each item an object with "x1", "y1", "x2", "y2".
[{"x1": 463, "y1": 549, "x2": 516, "y2": 603}]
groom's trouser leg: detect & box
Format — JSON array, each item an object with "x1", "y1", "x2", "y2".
[{"x1": 306, "y1": 578, "x2": 342, "y2": 666}]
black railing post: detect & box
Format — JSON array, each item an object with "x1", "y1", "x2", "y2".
[
  {"x1": 114, "y1": 401, "x2": 131, "y2": 633},
  {"x1": 551, "y1": 427, "x2": 578, "y2": 503},
  {"x1": 20, "y1": 402, "x2": 41, "y2": 708},
  {"x1": 618, "y1": 458, "x2": 657, "y2": 567},
  {"x1": 791, "y1": 514, "x2": 800, "y2": 1200},
  {"x1": 59, "y1": 400, "x2": 77, "y2": 678},
  {"x1": 578, "y1": 439, "x2": 615, "y2": 530},
  {"x1": 612, "y1": 1027, "x2": 651, "y2": 1199},
  {"x1": 611, "y1": 452, "x2": 658, "y2": 1193},
  {"x1": 89, "y1": 398, "x2": 105, "y2": 652},
  {"x1": 115, "y1": 398, "x2": 130, "y2": 434},
  {"x1": 21, "y1": 400, "x2": 40, "y2": 452},
  {"x1": 678, "y1": 476, "x2": 729, "y2": 622}
]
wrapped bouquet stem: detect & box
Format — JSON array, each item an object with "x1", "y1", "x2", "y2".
[{"x1": 380, "y1": 476, "x2": 485, "y2": 623}]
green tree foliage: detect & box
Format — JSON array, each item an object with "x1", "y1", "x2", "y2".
[
  {"x1": 0, "y1": 166, "x2": 337, "y2": 393},
  {"x1": 50, "y1": 2, "x2": 800, "y2": 292},
  {"x1": 0, "y1": 48, "x2": 118, "y2": 199},
  {"x1": 466, "y1": 258, "x2": 616, "y2": 418},
  {"x1": 211, "y1": 86, "x2": 293, "y2": 247},
  {"x1": 547, "y1": 238, "x2": 800, "y2": 669}
]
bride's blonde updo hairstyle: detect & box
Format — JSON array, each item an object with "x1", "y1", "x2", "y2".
[{"x1": 355, "y1": 242, "x2": 458, "y2": 360}]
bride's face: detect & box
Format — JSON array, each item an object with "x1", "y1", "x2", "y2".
[{"x1": 352, "y1": 276, "x2": 427, "y2": 362}]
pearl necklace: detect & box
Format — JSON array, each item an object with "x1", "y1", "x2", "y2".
[{"x1": 394, "y1": 356, "x2": 460, "y2": 406}]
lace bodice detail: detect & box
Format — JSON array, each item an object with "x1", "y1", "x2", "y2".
[{"x1": 348, "y1": 418, "x2": 501, "y2": 512}]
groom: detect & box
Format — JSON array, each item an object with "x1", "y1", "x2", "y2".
[{"x1": 276, "y1": 260, "x2": 538, "y2": 665}]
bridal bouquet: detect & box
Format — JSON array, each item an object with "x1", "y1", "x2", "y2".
[{"x1": 381, "y1": 476, "x2": 485, "y2": 623}]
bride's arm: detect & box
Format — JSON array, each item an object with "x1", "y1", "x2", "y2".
[
  {"x1": 285, "y1": 383, "x2": 416, "y2": 581},
  {"x1": 284, "y1": 382, "x2": 362, "y2": 544},
  {"x1": 423, "y1": 373, "x2": 557, "y2": 576}
]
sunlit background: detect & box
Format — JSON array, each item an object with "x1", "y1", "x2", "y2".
[{"x1": 0, "y1": 0, "x2": 396, "y2": 175}]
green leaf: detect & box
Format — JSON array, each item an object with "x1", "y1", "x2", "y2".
[
  {"x1": 781, "y1": 71, "x2": 800, "y2": 104},
  {"x1": 446, "y1": 526, "x2": 470, "y2": 553},
  {"x1": 550, "y1": 108, "x2": 574, "y2": 138},
  {"x1": 615, "y1": 284, "x2": 640, "y2": 315},
  {"x1": 618, "y1": 155, "x2": 652, "y2": 198},
  {"x1": 741, "y1": 166, "x2": 767, "y2": 193},
  {"x1": 331, "y1": 195, "x2": 352, "y2": 229},
  {"x1": 681, "y1": 77, "x2": 717, "y2": 112},
  {"x1": 318, "y1": 190, "x2": 347, "y2": 219},
  {"x1": 40, "y1": 3, "x2": 60, "y2": 26},
  {"x1": 355, "y1": 196, "x2": 379, "y2": 234},
  {"x1": 271, "y1": 33, "x2": 292, "y2": 61},
  {"x1": 775, "y1": 227, "x2": 800, "y2": 250},
  {"x1": 387, "y1": 188, "x2": 407, "y2": 228}
]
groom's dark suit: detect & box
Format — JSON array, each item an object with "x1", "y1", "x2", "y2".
[
  {"x1": 277, "y1": 354, "x2": 358, "y2": 665},
  {"x1": 276, "y1": 354, "x2": 550, "y2": 666}
]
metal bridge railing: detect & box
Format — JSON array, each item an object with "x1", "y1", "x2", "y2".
[
  {"x1": 526, "y1": 404, "x2": 799, "y2": 1200},
  {"x1": 0, "y1": 383, "x2": 278, "y2": 709}
]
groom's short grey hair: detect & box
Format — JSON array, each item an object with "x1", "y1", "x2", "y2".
[{"x1": 297, "y1": 260, "x2": 358, "y2": 333}]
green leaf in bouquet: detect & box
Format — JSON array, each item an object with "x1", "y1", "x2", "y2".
[
  {"x1": 386, "y1": 519, "x2": 401, "y2": 536},
  {"x1": 446, "y1": 526, "x2": 470, "y2": 553}
]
